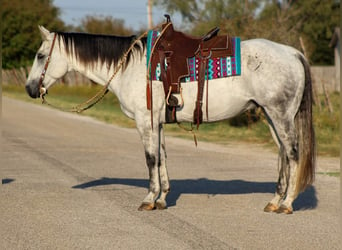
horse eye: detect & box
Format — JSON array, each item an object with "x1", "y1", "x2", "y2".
[{"x1": 37, "y1": 53, "x2": 45, "y2": 60}]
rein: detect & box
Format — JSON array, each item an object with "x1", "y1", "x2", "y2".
[{"x1": 39, "y1": 31, "x2": 147, "y2": 113}]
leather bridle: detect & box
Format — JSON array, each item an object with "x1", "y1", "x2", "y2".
[{"x1": 38, "y1": 33, "x2": 57, "y2": 98}]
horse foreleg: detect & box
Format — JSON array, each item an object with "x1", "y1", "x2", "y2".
[
  {"x1": 155, "y1": 124, "x2": 170, "y2": 210},
  {"x1": 138, "y1": 151, "x2": 159, "y2": 210},
  {"x1": 138, "y1": 125, "x2": 161, "y2": 211}
]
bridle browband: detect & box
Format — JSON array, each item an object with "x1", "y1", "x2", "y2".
[{"x1": 38, "y1": 33, "x2": 57, "y2": 98}]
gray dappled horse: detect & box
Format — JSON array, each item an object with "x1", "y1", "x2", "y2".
[{"x1": 26, "y1": 26, "x2": 315, "y2": 214}]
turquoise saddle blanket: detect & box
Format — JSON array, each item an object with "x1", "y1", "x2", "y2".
[{"x1": 146, "y1": 30, "x2": 241, "y2": 82}]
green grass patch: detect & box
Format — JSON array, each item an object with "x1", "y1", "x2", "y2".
[
  {"x1": 3, "y1": 84, "x2": 340, "y2": 157},
  {"x1": 313, "y1": 92, "x2": 340, "y2": 157},
  {"x1": 317, "y1": 172, "x2": 340, "y2": 177},
  {"x1": 3, "y1": 84, "x2": 136, "y2": 128}
]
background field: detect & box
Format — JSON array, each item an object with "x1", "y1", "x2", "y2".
[{"x1": 3, "y1": 84, "x2": 339, "y2": 157}]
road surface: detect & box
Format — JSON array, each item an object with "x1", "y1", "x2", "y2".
[{"x1": 1, "y1": 97, "x2": 340, "y2": 249}]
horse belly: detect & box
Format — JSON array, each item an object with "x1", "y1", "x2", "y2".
[{"x1": 176, "y1": 78, "x2": 253, "y2": 122}]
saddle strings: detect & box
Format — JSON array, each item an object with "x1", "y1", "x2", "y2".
[
  {"x1": 146, "y1": 22, "x2": 199, "y2": 145},
  {"x1": 146, "y1": 22, "x2": 173, "y2": 130},
  {"x1": 41, "y1": 31, "x2": 148, "y2": 113},
  {"x1": 177, "y1": 122, "x2": 198, "y2": 147}
]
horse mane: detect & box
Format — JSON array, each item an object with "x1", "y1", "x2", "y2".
[{"x1": 56, "y1": 32, "x2": 146, "y2": 70}]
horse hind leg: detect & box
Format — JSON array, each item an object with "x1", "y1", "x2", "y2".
[
  {"x1": 265, "y1": 55, "x2": 315, "y2": 214},
  {"x1": 275, "y1": 111, "x2": 315, "y2": 214},
  {"x1": 263, "y1": 109, "x2": 300, "y2": 214},
  {"x1": 276, "y1": 156, "x2": 299, "y2": 214},
  {"x1": 263, "y1": 123, "x2": 289, "y2": 213}
]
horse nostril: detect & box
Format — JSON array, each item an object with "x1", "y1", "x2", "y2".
[
  {"x1": 25, "y1": 85, "x2": 31, "y2": 95},
  {"x1": 25, "y1": 84, "x2": 39, "y2": 98}
]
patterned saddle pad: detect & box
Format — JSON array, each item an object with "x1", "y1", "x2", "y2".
[{"x1": 147, "y1": 30, "x2": 241, "y2": 82}]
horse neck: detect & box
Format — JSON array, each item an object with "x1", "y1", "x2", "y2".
[
  {"x1": 55, "y1": 32, "x2": 146, "y2": 87},
  {"x1": 68, "y1": 57, "x2": 116, "y2": 86},
  {"x1": 67, "y1": 49, "x2": 146, "y2": 119},
  {"x1": 65, "y1": 45, "x2": 146, "y2": 89}
]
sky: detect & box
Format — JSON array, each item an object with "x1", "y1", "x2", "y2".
[{"x1": 53, "y1": 0, "x2": 182, "y2": 31}]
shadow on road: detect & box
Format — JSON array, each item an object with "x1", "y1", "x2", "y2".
[
  {"x1": 73, "y1": 177, "x2": 317, "y2": 210},
  {"x1": 2, "y1": 178, "x2": 15, "y2": 185}
]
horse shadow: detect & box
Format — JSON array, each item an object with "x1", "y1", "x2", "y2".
[
  {"x1": 2, "y1": 178, "x2": 15, "y2": 185},
  {"x1": 72, "y1": 177, "x2": 317, "y2": 211}
]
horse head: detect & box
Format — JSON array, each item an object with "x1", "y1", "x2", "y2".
[{"x1": 25, "y1": 26, "x2": 69, "y2": 98}]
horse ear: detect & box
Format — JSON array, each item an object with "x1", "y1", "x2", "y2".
[{"x1": 38, "y1": 25, "x2": 50, "y2": 41}]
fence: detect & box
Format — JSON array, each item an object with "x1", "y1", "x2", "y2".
[
  {"x1": 2, "y1": 67, "x2": 93, "y2": 86},
  {"x1": 311, "y1": 66, "x2": 340, "y2": 93},
  {"x1": 2, "y1": 65, "x2": 340, "y2": 93}
]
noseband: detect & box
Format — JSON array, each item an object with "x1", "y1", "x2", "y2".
[{"x1": 38, "y1": 33, "x2": 57, "y2": 98}]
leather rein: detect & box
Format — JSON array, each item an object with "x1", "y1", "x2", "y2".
[{"x1": 39, "y1": 31, "x2": 147, "y2": 113}]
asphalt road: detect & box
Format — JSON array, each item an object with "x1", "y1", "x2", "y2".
[{"x1": 1, "y1": 96, "x2": 340, "y2": 249}]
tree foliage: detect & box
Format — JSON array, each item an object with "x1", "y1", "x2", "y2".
[
  {"x1": 256, "y1": 0, "x2": 340, "y2": 64},
  {"x1": 155, "y1": 0, "x2": 340, "y2": 65},
  {"x1": 2, "y1": 0, "x2": 339, "y2": 69},
  {"x1": 2, "y1": 0, "x2": 65, "y2": 69},
  {"x1": 75, "y1": 16, "x2": 133, "y2": 36},
  {"x1": 2, "y1": 1, "x2": 138, "y2": 69}
]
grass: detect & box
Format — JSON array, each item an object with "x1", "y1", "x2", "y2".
[
  {"x1": 3, "y1": 84, "x2": 340, "y2": 157},
  {"x1": 317, "y1": 172, "x2": 340, "y2": 177},
  {"x1": 3, "y1": 84, "x2": 136, "y2": 128},
  {"x1": 312, "y1": 92, "x2": 340, "y2": 157}
]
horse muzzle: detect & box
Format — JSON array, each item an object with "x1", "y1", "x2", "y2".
[{"x1": 25, "y1": 81, "x2": 41, "y2": 99}]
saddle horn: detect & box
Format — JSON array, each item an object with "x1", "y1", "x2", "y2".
[{"x1": 164, "y1": 14, "x2": 171, "y2": 23}]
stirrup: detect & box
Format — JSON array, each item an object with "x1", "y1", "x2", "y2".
[{"x1": 166, "y1": 86, "x2": 184, "y2": 108}]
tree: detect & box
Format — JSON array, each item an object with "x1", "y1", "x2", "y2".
[
  {"x1": 256, "y1": 0, "x2": 340, "y2": 64},
  {"x1": 2, "y1": 0, "x2": 65, "y2": 69},
  {"x1": 75, "y1": 16, "x2": 133, "y2": 36},
  {"x1": 155, "y1": 0, "x2": 263, "y2": 34},
  {"x1": 155, "y1": 0, "x2": 199, "y2": 23},
  {"x1": 285, "y1": 0, "x2": 340, "y2": 64},
  {"x1": 155, "y1": 0, "x2": 340, "y2": 65}
]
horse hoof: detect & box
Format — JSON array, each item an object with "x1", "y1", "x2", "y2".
[
  {"x1": 263, "y1": 203, "x2": 279, "y2": 212},
  {"x1": 155, "y1": 199, "x2": 167, "y2": 210},
  {"x1": 276, "y1": 205, "x2": 293, "y2": 214},
  {"x1": 138, "y1": 203, "x2": 155, "y2": 211}
]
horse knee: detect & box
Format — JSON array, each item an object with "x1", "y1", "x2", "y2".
[
  {"x1": 144, "y1": 151, "x2": 160, "y2": 192},
  {"x1": 145, "y1": 151, "x2": 156, "y2": 168}
]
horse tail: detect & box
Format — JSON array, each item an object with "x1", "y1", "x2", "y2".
[{"x1": 295, "y1": 54, "x2": 316, "y2": 194}]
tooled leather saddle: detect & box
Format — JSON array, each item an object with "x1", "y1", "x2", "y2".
[{"x1": 147, "y1": 15, "x2": 234, "y2": 127}]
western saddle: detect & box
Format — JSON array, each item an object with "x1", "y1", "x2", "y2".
[{"x1": 148, "y1": 15, "x2": 234, "y2": 127}]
